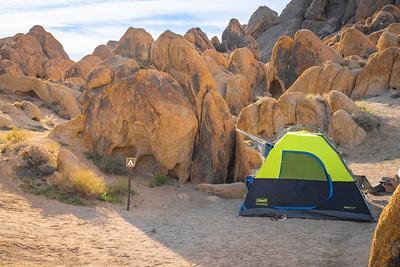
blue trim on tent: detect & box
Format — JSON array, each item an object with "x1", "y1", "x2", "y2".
[
  {"x1": 264, "y1": 143, "x2": 274, "y2": 157},
  {"x1": 273, "y1": 150, "x2": 334, "y2": 211}
]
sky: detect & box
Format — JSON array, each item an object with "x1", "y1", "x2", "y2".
[{"x1": 0, "y1": 0, "x2": 290, "y2": 61}]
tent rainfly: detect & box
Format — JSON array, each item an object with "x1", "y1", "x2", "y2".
[{"x1": 239, "y1": 130, "x2": 375, "y2": 222}]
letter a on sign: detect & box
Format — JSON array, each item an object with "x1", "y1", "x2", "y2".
[{"x1": 126, "y1": 157, "x2": 136, "y2": 168}]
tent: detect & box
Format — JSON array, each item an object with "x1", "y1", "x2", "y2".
[{"x1": 239, "y1": 130, "x2": 375, "y2": 222}]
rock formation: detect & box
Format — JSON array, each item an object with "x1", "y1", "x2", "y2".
[
  {"x1": 184, "y1": 28, "x2": 214, "y2": 53},
  {"x1": 246, "y1": 6, "x2": 278, "y2": 39}
]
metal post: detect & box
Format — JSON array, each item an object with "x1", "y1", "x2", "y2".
[{"x1": 127, "y1": 171, "x2": 132, "y2": 211}]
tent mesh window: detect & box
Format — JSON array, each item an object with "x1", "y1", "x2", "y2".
[{"x1": 279, "y1": 151, "x2": 327, "y2": 181}]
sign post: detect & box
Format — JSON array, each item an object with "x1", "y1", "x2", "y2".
[{"x1": 125, "y1": 157, "x2": 136, "y2": 211}]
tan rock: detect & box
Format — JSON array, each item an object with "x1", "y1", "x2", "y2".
[
  {"x1": 113, "y1": 27, "x2": 153, "y2": 67},
  {"x1": 268, "y1": 30, "x2": 343, "y2": 93},
  {"x1": 92, "y1": 44, "x2": 112, "y2": 60},
  {"x1": 195, "y1": 182, "x2": 247, "y2": 199},
  {"x1": 369, "y1": 185, "x2": 400, "y2": 267},
  {"x1": 83, "y1": 69, "x2": 198, "y2": 183},
  {"x1": 225, "y1": 74, "x2": 252, "y2": 115},
  {"x1": 377, "y1": 31, "x2": 400, "y2": 52},
  {"x1": 352, "y1": 47, "x2": 398, "y2": 98},
  {"x1": 86, "y1": 66, "x2": 113, "y2": 90},
  {"x1": 0, "y1": 59, "x2": 23, "y2": 76},
  {"x1": 273, "y1": 92, "x2": 306, "y2": 133},
  {"x1": 326, "y1": 90, "x2": 360, "y2": 115},
  {"x1": 151, "y1": 30, "x2": 216, "y2": 117},
  {"x1": 336, "y1": 28, "x2": 377, "y2": 58},
  {"x1": 65, "y1": 55, "x2": 102, "y2": 80},
  {"x1": 50, "y1": 115, "x2": 84, "y2": 141},
  {"x1": 202, "y1": 55, "x2": 233, "y2": 95},
  {"x1": 191, "y1": 90, "x2": 235, "y2": 184},
  {"x1": 0, "y1": 113, "x2": 12, "y2": 128},
  {"x1": 15, "y1": 101, "x2": 42, "y2": 121},
  {"x1": 43, "y1": 58, "x2": 74, "y2": 81},
  {"x1": 101, "y1": 55, "x2": 140, "y2": 80},
  {"x1": 387, "y1": 23, "x2": 400, "y2": 34},
  {"x1": 328, "y1": 110, "x2": 366, "y2": 147},
  {"x1": 296, "y1": 96, "x2": 327, "y2": 130},
  {"x1": 64, "y1": 77, "x2": 86, "y2": 90},
  {"x1": 390, "y1": 49, "x2": 400, "y2": 90},
  {"x1": 184, "y1": 28, "x2": 214, "y2": 53},
  {"x1": 232, "y1": 131, "x2": 251, "y2": 183},
  {"x1": 202, "y1": 49, "x2": 229, "y2": 68}
]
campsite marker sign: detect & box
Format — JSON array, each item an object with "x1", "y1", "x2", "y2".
[{"x1": 125, "y1": 157, "x2": 136, "y2": 211}]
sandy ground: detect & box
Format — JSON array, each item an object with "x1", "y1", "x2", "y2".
[{"x1": 0, "y1": 93, "x2": 398, "y2": 267}]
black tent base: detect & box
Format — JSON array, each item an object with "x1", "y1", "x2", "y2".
[{"x1": 239, "y1": 207, "x2": 375, "y2": 222}]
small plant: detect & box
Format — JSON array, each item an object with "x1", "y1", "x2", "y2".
[
  {"x1": 20, "y1": 145, "x2": 55, "y2": 178},
  {"x1": 69, "y1": 170, "x2": 107, "y2": 199},
  {"x1": 149, "y1": 175, "x2": 168, "y2": 188},
  {"x1": 354, "y1": 102, "x2": 380, "y2": 131},
  {"x1": 99, "y1": 176, "x2": 131, "y2": 203},
  {"x1": 4, "y1": 127, "x2": 28, "y2": 144},
  {"x1": 85, "y1": 152, "x2": 127, "y2": 175}
]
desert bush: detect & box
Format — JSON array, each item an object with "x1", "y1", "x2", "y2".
[
  {"x1": 85, "y1": 152, "x2": 127, "y2": 175},
  {"x1": 149, "y1": 175, "x2": 168, "y2": 188},
  {"x1": 354, "y1": 103, "x2": 380, "y2": 131},
  {"x1": 98, "y1": 176, "x2": 131, "y2": 203},
  {"x1": 2, "y1": 127, "x2": 28, "y2": 144},
  {"x1": 69, "y1": 170, "x2": 107, "y2": 199},
  {"x1": 20, "y1": 145, "x2": 55, "y2": 178}
]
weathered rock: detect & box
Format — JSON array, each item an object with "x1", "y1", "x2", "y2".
[
  {"x1": 195, "y1": 182, "x2": 247, "y2": 199},
  {"x1": 225, "y1": 74, "x2": 252, "y2": 115},
  {"x1": 0, "y1": 113, "x2": 12, "y2": 128},
  {"x1": 236, "y1": 96, "x2": 277, "y2": 140},
  {"x1": 390, "y1": 48, "x2": 400, "y2": 90},
  {"x1": 228, "y1": 47, "x2": 258, "y2": 94},
  {"x1": 43, "y1": 58, "x2": 74, "y2": 81},
  {"x1": 352, "y1": 47, "x2": 399, "y2": 98},
  {"x1": 365, "y1": 5, "x2": 400, "y2": 34},
  {"x1": 65, "y1": 55, "x2": 102, "y2": 80},
  {"x1": 83, "y1": 69, "x2": 198, "y2": 183},
  {"x1": 86, "y1": 66, "x2": 113, "y2": 90},
  {"x1": 191, "y1": 90, "x2": 235, "y2": 184},
  {"x1": 202, "y1": 54, "x2": 233, "y2": 96},
  {"x1": 326, "y1": 90, "x2": 360, "y2": 115},
  {"x1": 113, "y1": 27, "x2": 154, "y2": 67},
  {"x1": 203, "y1": 49, "x2": 229, "y2": 68},
  {"x1": 211, "y1": 36, "x2": 221, "y2": 50},
  {"x1": 28, "y1": 25, "x2": 69, "y2": 60},
  {"x1": 273, "y1": 92, "x2": 306, "y2": 133},
  {"x1": 50, "y1": 115, "x2": 84, "y2": 141},
  {"x1": 184, "y1": 28, "x2": 214, "y2": 53},
  {"x1": 328, "y1": 109, "x2": 366, "y2": 147},
  {"x1": 336, "y1": 28, "x2": 377, "y2": 57},
  {"x1": 355, "y1": 0, "x2": 394, "y2": 22},
  {"x1": 268, "y1": 30, "x2": 343, "y2": 94},
  {"x1": 101, "y1": 55, "x2": 140, "y2": 80},
  {"x1": 14, "y1": 101, "x2": 42, "y2": 121},
  {"x1": 387, "y1": 22, "x2": 400, "y2": 34},
  {"x1": 220, "y1": 19, "x2": 260, "y2": 58},
  {"x1": 232, "y1": 131, "x2": 251, "y2": 183},
  {"x1": 64, "y1": 77, "x2": 86, "y2": 91},
  {"x1": 0, "y1": 75, "x2": 81, "y2": 118},
  {"x1": 377, "y1": 31, "x2": 400, "y2": 51},
  {"x1": 151, "y1": 30, "x2": 216, "y2": 117},
  {"x1": 0, "y1": 59, "x2": 23, "y2": 76},
  {"x1": 246, "y1": 6, "x2": 278, "y2": 39},
  {"x1": 369, "y1": 185, "x2": 400, "y2": 267},
  {"x1": 92, "y1": 44, "x2": 112, "y2": 60},
  {"x1": 296, "y1": 96, "x2": 328, "y2": 130}
]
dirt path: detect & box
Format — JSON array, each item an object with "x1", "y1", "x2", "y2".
[{"x1": 0, "y1": 93, "x2": 398, "y2": 266}]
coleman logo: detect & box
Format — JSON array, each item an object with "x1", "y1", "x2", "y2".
[
  {"x1": 256, "y1": 198, "x2": 268, "y2": 206},
  {"x1": 343, "y1": 206, "x2": 356, "y2": 210}
]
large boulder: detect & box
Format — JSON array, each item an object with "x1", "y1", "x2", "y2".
[
  {"x1": 113, "y1": 27, "x2": 154, "y2": 67},
  {"x1": 219, "y1": 19, "x2": 260, "y2": 58},
  {"x1": 195, "y1": 182, "x2": 247, "y2": 199},
  {"x1": 0, "y1": 59, "x2": 24, "y2": 76},
  {"x1": 0, "y1": 75, "x2": 81, "y2": 118},
  {"x1": 287, "y1": 63, "x2": 357, "y2": 96},
  {"x1": 83, "y1": 69, "x2": 198, "y2": 183},
  {"x1": 184, "y1": 28, "x2": 214, "y2": 53},
  {"x1": 0, "y1": 25, "x2": 70, "y2": 77},
  {"x1": 190, "y1": 90, "x2": 235, "y2": 184},
  {"x1": 364, "y1": 5, "x2": 400, "y2": 34},
  {"x1": 225, "y1": 74, "x2": 252, "y2": 115},
  {"x1": 325, "y1": 90, "x2": 360, "y2": 115},
  {"x1": 377, "y1": 31, "x2": 400, "y2": 51},
  {"x1": 101, "y1": 55, "x2": 140, "y2": 81},
  {"x1": 268, "y1": 30, "x2": 343, "y2": 94},
  {"x1": 65, "y1": 55, "x2": 102, "y2": 80},
  {"x1": 328, "y1": 109, "x2": 366, "y2": 146},
  {"x1": 42, "y1": 58, "x2": 74, "y2": 81},
  {"x1": 151, "y1": 30, "x2": 216, "y2": 117},
  {"x1": 246, "y1": 6, "x2": 278, "y2": 39},
  {"x1": 336, "y1": 28, "x2": 377, "y2": 57},
  {"x1": 86, "y1": 66, "x2": 113, "y2": 90},
  {"x1": 92, "y1": 44, "x2": 112, "y2": 60},
  {"x1": 369, "y1": 185, "x2": 400, "y2": 267},
  {"x1": 237, "y1": 96, "x2": 277, "y2": 140},
  {"x1": 273, "y1": 92, "x2": 306, "y2": 133},
  {"x1": 352, "y1": 47, "x2": 399, "y2": 98},
  {"x1": 354, "y1": 0, "x2": 395, "y2": 22},
  {"x1": 202, "y1": 54, "x2": 233, "y2": 96},
  {"x1": 295, "y1": 96, "x2": 328, "y2": 130}
]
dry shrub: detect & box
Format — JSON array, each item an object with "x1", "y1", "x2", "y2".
[
  {"x1": 68, "y1": 170, "x2": 106, "y2": 199},
  {"x1": 0, "y1": 127, "x2": 28, "y2": 144},
  {"x1": 21, "y1": 145, "x2": 55, "y2": 178}
]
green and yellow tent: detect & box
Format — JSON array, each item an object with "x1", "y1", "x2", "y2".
[{"x1": 239, "y1": 130, "x2": 375, "y2": 222}]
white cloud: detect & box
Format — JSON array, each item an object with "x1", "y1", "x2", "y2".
[{"x1": 0, "y1": 0, "x2": 289, "y2": 61}]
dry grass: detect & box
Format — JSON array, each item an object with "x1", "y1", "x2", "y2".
[
  {"x1": 0, "y1": 127, "x2": 29, "y2": 144},
  {"x1": 68, "y1": 170, "x2": 107, "y2": 199}
]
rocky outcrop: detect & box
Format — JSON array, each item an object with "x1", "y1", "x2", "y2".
[
  {"x1": 0, "y1": 25, "x2": 71, "y2": 78},
  {"x1": 86, "y1": 66, "x2": 113, "y2": 90},
  {"x1": 92, "y1": 44, "x2": 112, "y2": 60},
  {"x1": 191, "y1": 90, "x2": 235, "y2": 184},
  {"x1": 268, "y1": 30, "x2": 343, "y2": 94},
  {"x1": 151, "y1": 30, "x2": 216, "y2": 117},
  {"x1": 113, "y1": 27, "x2": 154, "y2": 67},
  {"x1": 202, "y1": 53, "x2": 233, "y2": 96},
  {"x1": 325, "y1": 90, "x2": 360, "y2": 115},
  {"x1": 14, "y1": 101, "x2": 42, "y2": 121},
  {"x1": 225, "y1": 74, "x2": 252, "y2": 115},
  {"x1": 246, "y1": 6, "x2": 278, "y2": 39},
  {"x1": 352, "y1": 47, "x2": 400, "y2": 98},
  {"x1": 369, "y1": 185, "x2": 400, "y2": 267},
  {"x1": 65, "y1": 55, "x2": 102, "y2": 80},
  {"x1": 0, "y1": 75, "x2": 81, "y2": 118},
  {"x1": 328, "y1": 109, "x2": 366, "y2": 146},
  {"x1": 0, "y1": 59, "x2": 24, "y2": 76},
  {"x1": 219, "y1": 19, "x2": 259, "y2": 58},
  {"x1": 296, "y1": 96, "x2": 328, "y2": 130},
  {"x1": 377, "y1": 31, "x2": 400, "y2": 51},
  {"x1": 184, "y1": 28, "x2": 214, "y2": 53},
  {"x1": 336, "y1": 28, "x2": 377, "y2": 57},
  {"x1": 287, "y1": 63, "x2": 357, "y2": 96},
  {"x1": 83, "y1": 69, "x2": 198, "y2": 183},
  {"x1": 43, "y1": 58, "x2": 74, "y2": 81}
]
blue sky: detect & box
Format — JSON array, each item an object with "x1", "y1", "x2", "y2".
[{"x1": 0, "y1": 1, "x2": 290, "y2": 61}]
